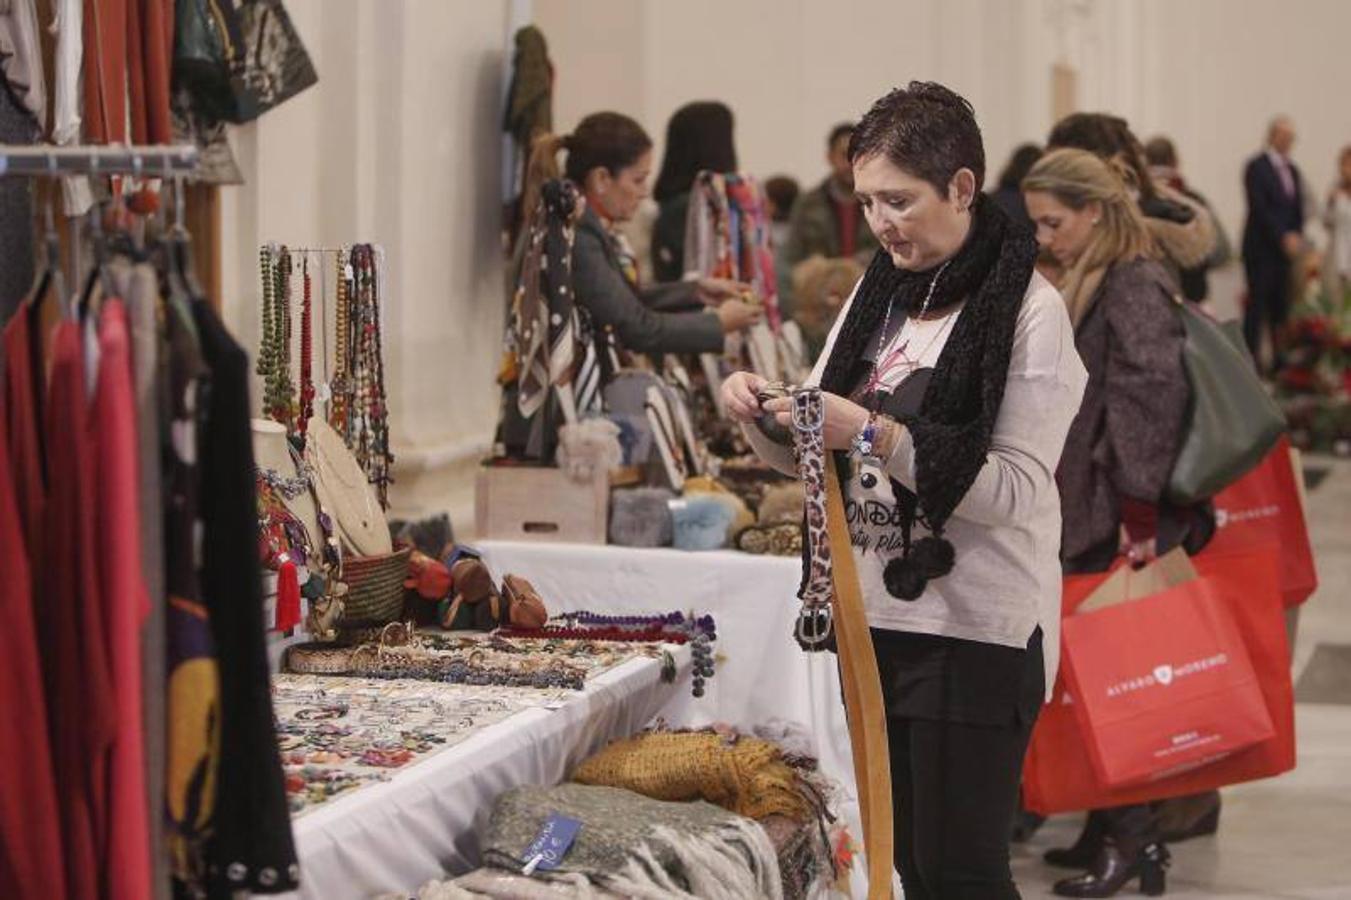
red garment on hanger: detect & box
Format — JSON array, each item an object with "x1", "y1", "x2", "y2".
[
  {"x1": 0, "y1": 398, "x2": 66, "y2": 899},
  {"x1": 83, "y1": 0, "x2": 173, "y2": 145},
  {"x1": 2, "y1": 311, "x2": 46, "y2": 565},
  {"x1": 83, "y1": 0, "x2": 128, "y2": 145},
  {"x1": 126, "y1": 0, "x2": 174, "y2": 144},
  {"x1": 93, "y1": 301, "x2": 153, "y2": 900},
  {"x1": 43, "y1": 321, "x2": 117, "y2": 900}
]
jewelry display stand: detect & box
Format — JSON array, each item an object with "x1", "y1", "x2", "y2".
[
  {"x1": 306, "y1": 417, "x2": 393, "y2": 557},
  {"x1": 252, "y1": 418, "x2": 321, "y2": 550}
]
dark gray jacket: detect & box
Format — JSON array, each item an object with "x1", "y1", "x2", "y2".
[
  {"x1": 1057, "y1": 258, "x2": 1190, "y2": 561},
  {"x1": 573, "y1": 208, "x2": 724, "y2": 355}
]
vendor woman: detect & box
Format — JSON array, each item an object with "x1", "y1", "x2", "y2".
[
  {"x1": 524, "y1": 111, "x2": 763, "y2": 356},
  {"x1": 722, "y1": 83, "x2": 1087, "y2": 900}
]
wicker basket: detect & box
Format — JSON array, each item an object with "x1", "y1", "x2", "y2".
[
  {"x1": 284, "y1": 642, "x2": 355, "y2": 674},
  {"x1": 340, "y1": 545, "x2": 412, "y2": 626}
]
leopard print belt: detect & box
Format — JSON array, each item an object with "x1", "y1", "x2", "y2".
[{"x1": 791, "y1": 388, "x2": 835, "y2": 651}]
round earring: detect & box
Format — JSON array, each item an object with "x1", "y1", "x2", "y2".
[{"x1": 1092, "y1": 217, "x2": 1100, "y2": 225}]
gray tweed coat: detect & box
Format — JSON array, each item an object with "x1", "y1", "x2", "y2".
[{"x1": 1057, "y1": 257, "x2": 1190, "y2": 561}]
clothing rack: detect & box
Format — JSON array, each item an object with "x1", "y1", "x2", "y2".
[{"x1": 0, "y1": 144, "x2": 199, "y2": 177}]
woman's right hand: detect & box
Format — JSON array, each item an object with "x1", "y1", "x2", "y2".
[
  {"x1": 716, "y1": 299, "x2": 764, "y2": 334},
  {"x1": 720, "y1": 371, "x2": 769, "y2": 423}
]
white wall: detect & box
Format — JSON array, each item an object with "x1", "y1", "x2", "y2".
[{"x1": 537, "y1": 0, "x2": 1349, "y2": 247}]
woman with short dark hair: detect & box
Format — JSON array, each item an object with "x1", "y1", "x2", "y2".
[{"x1": 724, "y1": 82, "x2": 1088, "y2": 899}]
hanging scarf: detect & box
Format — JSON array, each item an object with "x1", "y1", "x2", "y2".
[
  {"x1": 685, "y1": 172, "x2": 734, "y2": 281},
  {"x1": 815, "y1": 196, "x2": 1037, "y2": 600},
  {"x1": 514, "y1": 180, "x2": 595, "y2": 418},
  {"x1": 724, "y1": 174, "x2": 782, "y2": 331},
  {"x1": 501, "y1": 26, "x2": 553, "y2": 145}
]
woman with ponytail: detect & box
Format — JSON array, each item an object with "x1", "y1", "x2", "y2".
[
  {"x1": 722, "y1": 83, "x2": 1087, "y2": 900},
  {"x1": 520, "y1": 112, "x2": 761, "y2": 357},
  {"x1": 1023, "y1": 147, "x2": 1206, "y2": 898}
]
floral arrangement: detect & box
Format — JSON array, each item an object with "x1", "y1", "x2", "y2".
[{"x1": 1277, "y1": 278, "x2": 1350, "y2": 455}]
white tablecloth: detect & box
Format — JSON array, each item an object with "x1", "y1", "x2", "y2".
[
  {"x1": 284, "y1": 648, "x2": 689, "y2": 899},
  {"x1": 476, "y1": 541, "x2": 857, "y2": 820}
]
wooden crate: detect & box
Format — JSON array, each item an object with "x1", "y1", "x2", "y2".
[{"x1": 475, "y1": 464, "x2": 608, "y2": 544}]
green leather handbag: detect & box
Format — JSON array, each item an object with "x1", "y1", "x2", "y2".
[{"x1": 1167, "y1": 300, "x2": 1286, "y2": 504}]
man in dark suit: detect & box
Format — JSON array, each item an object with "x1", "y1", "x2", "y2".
[{"x1": 1242, "y1": 116, "x2": 1307, "y2": 367}]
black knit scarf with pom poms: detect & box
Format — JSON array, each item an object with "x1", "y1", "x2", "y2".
[{"x1": 807, "y1": 195, "x2": 1037, "y2": 601}]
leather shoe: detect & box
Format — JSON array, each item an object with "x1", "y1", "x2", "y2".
[
  {"x1": 1053, "y1": 841, "x2": 1169, "y2": 898},
  {"x1": 1044, "y1": 815, "x2": 1106, "y2": 869}
]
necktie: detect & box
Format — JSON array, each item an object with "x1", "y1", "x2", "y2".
[{"x1": 1275, "y1": 156, "x2": 1295, "y2": 198}]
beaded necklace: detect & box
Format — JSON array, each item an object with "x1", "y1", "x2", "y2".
[
  {"x1": 298, "y1": 255, "x2": 316, "y2": 446},
  {"x1": 500, "y1": 610, "x2": 718, "y2": 697},
  {"x1": 261, "y1": 246, "x2": 297, "y2": 426},
  {"x1": 342, "y1": 244, "x2": 394, "y2": 507},
  {"x1": 330, "y1": 247, "x2": 352, "y2": 434},
  {"x1": 258, "y1": 243, "x2": 275, "y2": 395}
]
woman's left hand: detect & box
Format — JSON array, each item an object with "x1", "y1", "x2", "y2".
[
  {"x1": 1119, "y1": 525, "x2": 1159, "y2": 569},
  {"x1": 696, "y1": 277, "x2": 756, "y2": 307},
  {"x1": 761, "y1": 392, "x2": 870, "y2": 450}
]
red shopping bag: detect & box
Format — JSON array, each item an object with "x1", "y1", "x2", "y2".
[
  {"x1": 1204, "y1": 437, "x2": 1317, "y2": 607},
  {"x1": 1024, "y1": 547, "x2": 1293, "y2": 814},
  {"x1": 1061, "y1": 577, "x2": 1274, "y2": 788}
]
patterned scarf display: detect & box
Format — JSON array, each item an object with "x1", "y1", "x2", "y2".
[{"x1": 512, "y1": 180, "x2": 602, "y2": 419}]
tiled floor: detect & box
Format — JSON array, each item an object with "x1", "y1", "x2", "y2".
[{"x1": 1012, "y1": 456, "x2": 1351, "y2": 899}]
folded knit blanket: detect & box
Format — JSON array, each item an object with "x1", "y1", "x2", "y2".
[{"x1": 480, "y1": 784, "x2": 782, "y2": 900}]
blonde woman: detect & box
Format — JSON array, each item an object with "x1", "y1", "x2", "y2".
[{"x1": 1023, "y1": 148, "x2": 1211, "y2": 898}]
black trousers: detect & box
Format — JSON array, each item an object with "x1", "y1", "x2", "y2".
[
  {"x1": 888, "y1": 711, "x2": 1038, "y2": 900},
  {"x1": 1243, "y1": 252, "x2": 1292, "y2": 361}
]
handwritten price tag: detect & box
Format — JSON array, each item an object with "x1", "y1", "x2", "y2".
[{"x1": 520, "y1": 812, "x2": 582, "y2": 874}]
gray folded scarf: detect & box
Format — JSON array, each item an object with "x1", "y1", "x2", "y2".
[{"x1": 481, "y1": 784, "x2": 782, "y2": 900}]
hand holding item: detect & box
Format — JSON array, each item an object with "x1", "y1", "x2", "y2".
[
  {"x1": 719, "y1": 370, "x2": 770, "y2": 422},
  {"x1": 1118, "y1": 525, "x2": 1159, "y2": 569},
  {"x1": 696, "y1": 276, "x2": 755, "y2": 306},
  {"x1": 716, "y1": 299, "x2": 764, "y2": 333},
  {"x1": 762, "y1": 391, "x2": 870, "y2": 451}
]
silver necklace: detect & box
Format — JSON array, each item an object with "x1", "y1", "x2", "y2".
[
  {"x1": 256, "y1": 458, "x2": 314, "y2": 501},
  {"x1": 873, "y1": 258, "x2": 952, "y2": 375}
]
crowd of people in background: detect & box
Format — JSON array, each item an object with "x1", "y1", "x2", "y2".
[
  {"x1": 525, "y1": 95, "x2": 1347, "y2": 391},
  {"x1": 672, "y1": 107, "x2": 1341, "y2": 381},
  {"x1": 507, "y1": 89, "x2": 1345, "y2": 897}
]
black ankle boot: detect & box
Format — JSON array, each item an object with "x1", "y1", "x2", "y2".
[
  {"x1": 1157, "y1": 792, "x2": 1221, "y2": 844},
  {"x1": 1052, "y1": 841, "x2": 1170, "y2": 898},
  {"x1": 1044, "y1": 815, "x2": 1106, "y2": 869}
]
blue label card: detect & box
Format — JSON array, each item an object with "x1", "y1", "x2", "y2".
[{"x1": 521, "y1": 812, "x2": 582, "y2": 874}]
